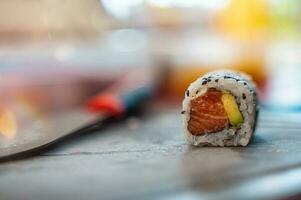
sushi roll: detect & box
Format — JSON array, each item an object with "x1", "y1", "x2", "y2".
[{"x1": 182, "y1": 71, "x2": 259, "y2": 147}]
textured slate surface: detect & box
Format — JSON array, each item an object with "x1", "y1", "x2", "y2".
[{"x1": 1, "y1": 108, "x2": 301, "y2": 200}]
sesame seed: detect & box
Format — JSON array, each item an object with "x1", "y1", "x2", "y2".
[
  {"x1": 202, "y1": 81, "x2": 207, "y2": 85},
  {"x1": 215, "y1": 79, "x2": 219, "y2": 83},
  {"x1": 186, "y1": 90, "x2": 190, "y2": 97},
  {"x1": 181, "y1": 111, "x2": 186, "y2": 114},
  {"x1": 242, "y1": 93, "x2": 246, "y2": 99}
]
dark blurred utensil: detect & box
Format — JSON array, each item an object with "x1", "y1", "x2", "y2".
[{"x1": 0, "y1": 68, "x2": 158, "y2": 161}]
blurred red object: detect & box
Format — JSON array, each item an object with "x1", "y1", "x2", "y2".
[{"x1": 88, "y1": 93, "x2": 124, "y2": 116}]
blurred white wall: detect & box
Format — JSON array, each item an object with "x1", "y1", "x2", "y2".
[{"x1": 0, "y1": 0, "x2": 111, "y2": 41}]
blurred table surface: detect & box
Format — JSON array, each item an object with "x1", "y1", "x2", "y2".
[{"x1": 1, "y1": 106, "x2": 301, "y2": 200}]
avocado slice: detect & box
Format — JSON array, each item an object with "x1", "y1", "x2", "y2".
[{"x1": 221, "y1": 92, "x2": 244, "y2": 126}]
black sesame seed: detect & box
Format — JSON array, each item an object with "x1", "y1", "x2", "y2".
[
  {"x1": 202, "y1": 81, "x2": 207, "y2": 85},
  {"x1": 244, "y1": 82, "x2": 247, "y2": 85},
  {"x1": 242, "y1": 93, "x2": 246, "y2": 99},
  {"x1": 186, "y1": 90, "x2": 190, "y2": 97},
  {"x1": 196, "y1": 90, "x2": 199, "y2": 94},
  {"x1": 207, "y1": 79, "x2": 211, "y2": 82},
  {"x1": 181, "y1": 111, "x2": 186, "y2": 114},
  {"x1": 215, "y1": 79, "x2": 219, "y2": 83}
]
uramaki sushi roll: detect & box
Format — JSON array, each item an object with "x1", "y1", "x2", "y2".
[{"x1": 182, "y1": 71, "x2": 259, "y2": 147}]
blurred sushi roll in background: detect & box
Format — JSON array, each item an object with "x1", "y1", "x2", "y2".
[{"x1": 182, "y1": 71, "x2": 259, "y2": 147}]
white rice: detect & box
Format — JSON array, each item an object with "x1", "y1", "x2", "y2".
[{"x1": 182, "y1": 71, "x2": 259, "y2": 147}]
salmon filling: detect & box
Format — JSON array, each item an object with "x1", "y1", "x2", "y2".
[{"x1": 188, "y1": 88, "x2": 229, "y2": 135}]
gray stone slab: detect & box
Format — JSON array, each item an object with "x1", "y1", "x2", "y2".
[{"x1": 1, "y1": 108, "x2": 301, "y2": 200}]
